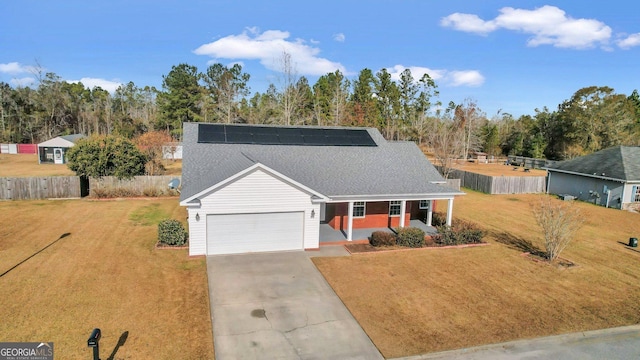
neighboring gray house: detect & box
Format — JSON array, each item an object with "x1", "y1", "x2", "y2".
[
  {"x1": 545, "y1": 146, "x2": 640, "y2": 210},
  {"x1": 37, "y1": 134, "x2": 85, "y2": 164},
  {"x1": 179, "y1": 122, "x2": 464, "y2": 256}
]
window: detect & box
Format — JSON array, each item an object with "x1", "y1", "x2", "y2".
[
  {"x1": 634, "y1": 186, "x2": 640, "y2": 202},
  {"x1": 389, "y1": 201, "x2": 402, "y2": 216},
  {"x1": 353, "y1": 201, "x2": 365, "y2": 218},
  {"x1": 419, "y1": 200, "x2": 430, "y2": 210}
]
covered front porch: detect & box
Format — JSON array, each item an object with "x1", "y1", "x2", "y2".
[
  {"x1": 319, "y1": 219, "x2": 438, "y2": 244},
  {"x1": 319, "y1": 197, "x2": 455, "y2": 243}
]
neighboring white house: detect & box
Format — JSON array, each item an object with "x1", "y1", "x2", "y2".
[
  {"x1": 37, "y1": 134, "x2": 85, "y2": 164},
  {"x1": 545, "y1": 146, "x2": 640, "y2": 210},
  {"x1": 179, "y1": 123, "x2": 464, "y2": 256}
]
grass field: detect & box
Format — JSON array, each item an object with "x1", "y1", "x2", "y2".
[
  {"x1": 0, "y1": 154, "x2": 75, "y2": 176},
  {"x1": 0, "y1": 154, "x2": 182, "y2": 177},
  {"x1": 0, "y1": 198, "x2": 213, "y2": 359},
  {"x1": 451, "y1": 161, "x2": 547, "y2": 177},
  {"x1": 313, "y1": 191, "x2": 640, "y2": 358}
]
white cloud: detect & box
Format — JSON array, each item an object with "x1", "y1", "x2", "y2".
[
  {"x1": 440, "y1": 13, "x2": 497, "y2": 35},
  {"x1": 68, "y1": 78, "x2": 122, "y2": 93},
  {"x1": 448, "y1": 70, "x2": 485, "y2": 87},
  {"x1": 0, "y1": 62, "x2": 37, "y2": 75},
  {"x1": 617, "y1": 33, "x2": 640, "y2": 49},
  {"x1": 387, "y1": 65, "x2": 484, "y2": 87},
  {"x1": 193, "y1": 28, "x2": 347, "y2": 76},
  {"x1": 333, "y1": 33, "x2": 346, "y2": 42},
  {"x1": 441, "y1": 5, "x2": 612, "y2": 49}
]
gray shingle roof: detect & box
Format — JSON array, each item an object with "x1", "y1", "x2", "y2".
[
  {"x1": 59, "y1": 134, "x2": 85, "y2": 143},
  {"x1": 180, "y1": 123, "x2": 461, "y2": 202},
  {"x1": 546, "y1": 146, "x2": 640, "y2": 181}
]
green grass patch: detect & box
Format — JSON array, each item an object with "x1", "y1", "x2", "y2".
[{"x1": 129, "y1": 203, "x2": 168, "y2": 226}]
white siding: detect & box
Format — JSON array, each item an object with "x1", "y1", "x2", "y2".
[
  {"x1": 623, "y1": 183, "x2": 640, "y2": 204},
  {"x1": 186, "y1": 168, "x2": 320, "y2": 256}
]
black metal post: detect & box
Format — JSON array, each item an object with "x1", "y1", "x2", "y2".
[{"x1": 87, "y1": 328, "x2": 101, "y2": 360}]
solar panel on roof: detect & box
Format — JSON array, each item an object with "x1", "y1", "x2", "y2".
[
  {"x1": 253, "y1": 133, "x2": 280, "y2": 144},
  {"x1": 303, "y1": 135, "x2": 327, "y2": 145},
  {"x1": 197, "y1": 124, "x2": 376, "y2": 146},
  {"x1": 198, "y1": 124, "x2": 226, "y2": 143}
]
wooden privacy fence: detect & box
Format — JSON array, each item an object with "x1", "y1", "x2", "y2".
[
  {"x1": 89, "y1": 175, "x2": 181, "y2": 197},
  {"x1": 439, "y1": 167, "x2": 546, "y2": 194},
  {"x1": 0, "y1": 177, "x2": 84, "y2": 200}
]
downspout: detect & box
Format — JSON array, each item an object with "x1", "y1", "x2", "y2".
[
  {"x1": 546, "y1": 171, "x2": 551, "y2": 194},
  {"x1": 606, "y1": 189, "x2": 611, "y2": 208}
]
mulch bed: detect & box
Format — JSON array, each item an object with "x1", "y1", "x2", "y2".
[
  {"x1": 344, "y1": 241, "x2": 489, "y2": 254},
  {"x1": 521, "y1": 252, "x2": 578, "y2": 268}
]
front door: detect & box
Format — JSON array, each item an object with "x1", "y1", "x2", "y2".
[{"x1": 53, "y1": 148, "x2": 63, "y2": 164}]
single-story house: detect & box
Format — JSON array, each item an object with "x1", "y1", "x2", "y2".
[
  {"x1": 37, "y1": 134, "x2": 85, "y2": 164},
  {"x1": 545, "y1": 146, "x2": 640, "y2": 210},
  {"x1": 179, "y1": 122, "x2": 464, "y2": 256}
]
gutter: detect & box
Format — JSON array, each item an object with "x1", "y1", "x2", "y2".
[{"x1": 543, "y1": 167, "x2": 627, "y2": 183}]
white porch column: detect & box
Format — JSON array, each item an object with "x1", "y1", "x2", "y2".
[
  {"x1": 347, "y1": 201, "x2": 354, "y2": 241},
  {"x1": 426, "y1": 200, "x2": 433, "y2": 226},
  {"x1": 399, "y1": 200, "x2": 406, "y2": 228},
  {"x1": 446, "y1": 198, "x2": 454, "y2": 226}
]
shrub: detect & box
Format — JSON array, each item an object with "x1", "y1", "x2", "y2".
[
  {"x1": 370, "y1": 231, "x2": 396, "y2": 246},
  {"x1": 143, "y1": 187, "x2": 163, "y2": 197},
  {"x1": 91, "y1": 188, "x2": 110, "y2": 198},
  {"x1": 91, "y1": 187, "x2": 142, "y2": 198},
  {"x1": 431, "y1": 212, "x2": 447, "y2": 227},
  {"x1": 434, "y1": 219, "x2": 485, "y2": 246},
  {"x1": 158, "y1": 219, "x2": 187, "y2": 246},
  {"x1": 66, "y1": 135, "x2": 147, "y2": 179},
  {"x1": 395, "y1": 227, "x2": 425, "y2": 248}
]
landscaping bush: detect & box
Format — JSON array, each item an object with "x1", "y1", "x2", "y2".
[
  {"x1": 158, "y1": 219, "x2": 187, "y2": 246},
  {"x1": 370, "y1": 231, "x2": 396, "y2": 247},
  {"x1": 143, "y1": 187, "x2": 163, "y2": 197},
  {"x1": 395, "y1": 227, "x2": 425, "y2": 248},
  {"x1": 431, "y1": 212, "x2": 447, "y2": 227},
  {"x1": 91, "y1": 187, "x2": 141, "y2": 198},
  {"x1": 434, "y1": 219, "x2": 485, "y2": 246}
]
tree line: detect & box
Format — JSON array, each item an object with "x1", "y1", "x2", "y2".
[{"x1": 1, "y1": 59, "x2": 639, "y2": 165}]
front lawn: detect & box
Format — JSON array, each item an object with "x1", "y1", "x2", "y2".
[
  {"x1": 0, "y1": 199, "x2": 213, "y2": 359},
  {"x1": 313, "y1": 191, "x2": 640, "y2": 358}
]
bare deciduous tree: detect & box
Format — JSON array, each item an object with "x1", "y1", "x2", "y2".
[
  {"x1": 532, "y1": 198, "x2": 583, "y2": 262},
  {"x1": 426, "y1": 102, "x2": 465, "y2": 179}
]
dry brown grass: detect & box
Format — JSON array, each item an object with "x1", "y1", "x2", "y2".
[
  {"x1": 0, "y1": 154, "x2": 75, "y2": 177},
  {"x1": 0, "y1": 199, "x2": 213, "y2": 359},
  {"x1": 0, "y1": 154, "x2": 183, "y2": 177},
  {"x1": 313, "y1": 191, "x2": 640, "y2": 358},
  {"x1": 451, "y1": 161, "x2": 547, "y2": 177},
  {"x1": 163, "y1": 160, "x2": 182, "y2": 175}
]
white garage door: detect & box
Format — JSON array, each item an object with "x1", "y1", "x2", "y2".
[{"x1": 206, "y1": 212, "x2": 304, "y2": 255}]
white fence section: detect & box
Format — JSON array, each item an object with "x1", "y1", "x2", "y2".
[{"x1": 0, "y1": 144, "x2": 18, "y2": 154}]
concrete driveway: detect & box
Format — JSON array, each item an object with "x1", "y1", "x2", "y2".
[{"x1": 207, "y1": 247, "x2": 384, "y2": 360}]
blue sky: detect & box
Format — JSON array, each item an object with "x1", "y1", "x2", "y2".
[{"x1": 1, "y1": 1, "x2": 639, "y2": 118}]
